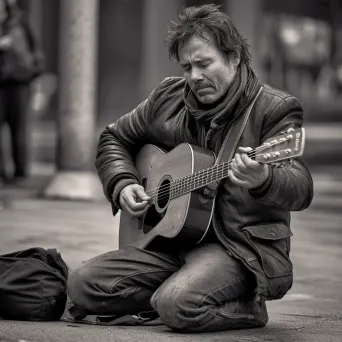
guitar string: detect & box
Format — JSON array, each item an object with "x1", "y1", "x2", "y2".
[
  {"x1": 144, "y1": 152, "x2": 249, "y2": 199},
  {"x1": 144, "y1": 138, "x2": 290, "y2": 200},
  {"x1": 160, "y1": 136, "x2": 296, "y2": 200},
  {"x1": 150, "y1": 158, "x2": 236, "y2": 202},
  {"x1": 144, "y1": 137, "x2": 292, "y2": 199},
  {"x1": 149, "y1": 151, "x2": 273, "y2": 203},
  {"x1": 147, "y1": 152, "x2": 267, "y2": 202}
]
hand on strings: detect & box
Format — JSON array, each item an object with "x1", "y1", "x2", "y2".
[
  {"x1": 119, "y1": 184, "x2": 151, "y2": 218},
  {"x1": 228, "y1": 147, "x2": 270, "y2": 189}
]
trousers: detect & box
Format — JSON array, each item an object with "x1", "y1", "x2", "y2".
[
  {"x1": 67, "y1": 242, "x2": 268, "y2": 332},
  {"x1": 0, "y1": 83, "x2": 31, "y2": 178}
]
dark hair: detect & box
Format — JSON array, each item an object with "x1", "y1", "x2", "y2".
[{"x1": 165, "y1": 4, "x2": 251, "y2": 66}]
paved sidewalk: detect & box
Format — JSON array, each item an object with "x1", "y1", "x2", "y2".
[{"x1": 0, "y1": 166, "x2": 342, "y2": 341}]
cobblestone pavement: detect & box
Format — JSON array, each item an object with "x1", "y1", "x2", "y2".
[{"x1": 0, "y1": 166, "x2": 341, "y2": 342}]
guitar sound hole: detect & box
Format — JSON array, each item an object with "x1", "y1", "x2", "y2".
[{"x1": 157, "y1": 179, "x2": 170, "y2": 210}]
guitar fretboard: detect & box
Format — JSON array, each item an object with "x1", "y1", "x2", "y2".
[
  {"x1": 147, "y1": 129, "x2": 303, "y2": 202},
  {"x1": 169, "y1": 161, "x2": 233, "y2": 199}
]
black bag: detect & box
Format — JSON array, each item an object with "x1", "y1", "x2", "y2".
[
  {"x1": 0, "y1": 247, "x2": 68, "y2": 321},
  {"x1": 0, "y1": 13, "x2": 44, "y2": 83},
  {"x1": 1, "y1": 24, "x2": 36, "y2": 82}
]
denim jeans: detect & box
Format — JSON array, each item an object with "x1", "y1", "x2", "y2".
[{"x1": 67, "y1": 243, "x2": 268, "y2": 332}]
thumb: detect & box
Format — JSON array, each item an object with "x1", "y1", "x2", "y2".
[
  {"x1": 237, "y1": 146, "x2": 253, "y2": 153},
  {"x1": 135, "y1": 187, "x2": 150, "y2": 201}
]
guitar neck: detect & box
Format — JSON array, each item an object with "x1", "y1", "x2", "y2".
[
  {"x1": 169, "y1": 159, "x2": 231, "y2": 199},
  {"x1": 166, "y1": 128, "x2": 305, "y2": 200}
]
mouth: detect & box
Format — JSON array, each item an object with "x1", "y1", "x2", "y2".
[{"x1": 196, "y1": 87, "x2": 214, "y2": 95}]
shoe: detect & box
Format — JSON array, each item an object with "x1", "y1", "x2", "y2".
[{"x1": 252, "y1": 298, "x2": 268, "y2": 327}]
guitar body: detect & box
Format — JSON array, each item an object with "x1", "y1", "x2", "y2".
[
  {"x1": 118, "y1": 128, "x2": 306, "y2": 249},
  {"x1": 119, "y1": 143, "x2": 216, "y2": 249}
]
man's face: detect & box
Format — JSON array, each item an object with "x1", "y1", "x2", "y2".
[{"x1": 178, "y1": 31, "x2": 239, "y2": 105}]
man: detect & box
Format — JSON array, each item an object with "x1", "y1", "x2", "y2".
[
  {"x1": 0, "y1": 0, "x2": 44, "y2": 180},
  {"x1": 67, "y1": 4, "x2": 313, "y2": 332}
]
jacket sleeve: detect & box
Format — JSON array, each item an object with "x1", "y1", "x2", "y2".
[
  {"x1": 249, "y1": 96, "x2": 314, "y2": 211},
  {"x1": 95, "y1": 91, "x2": 156, "y2": 215}
]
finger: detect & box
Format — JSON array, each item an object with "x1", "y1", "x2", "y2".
[
  {"x1": 240, "y1": 152, "x2": 260, "y2": 169},
  {"x1": 120, "y1": 196, "x2": 135, "y2": 216},
  {"x1": 230, "y1": 162, "x2": 247, "y2": 180},
  {"x1": 131, "y1": 199, "x2": 149, "y2": 211},
  {"x1": 122, "y1": 192, "x2": 149, "y2": 210},
  {"x1": 228, "y1": 169, "x2": 251, "y2": 187},
  {"x1": 234, "y1": 153, "x2": 247, "y2": 171},
  {"x1": 287, "y1": 127, "x2": 295, "y2": 133},
  {"x1": 121, "y1": 196, "x2": 149, "y2": 218},
  {"x1": 134, "y1": 187, "x2": 151, "y2": 201},
  {"x1": 237, "y1": 146, "x2": 253, "y2": 153}
]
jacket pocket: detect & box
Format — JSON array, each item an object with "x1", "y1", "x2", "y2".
[{"x1": 242, "y1": 223, "x2": 293, "y2": 278}]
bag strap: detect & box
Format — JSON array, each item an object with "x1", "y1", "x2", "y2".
[{"x1": 204, "y1": 85, "x2": 263, "y2": 197}]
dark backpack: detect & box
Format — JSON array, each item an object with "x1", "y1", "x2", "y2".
[
  {"x1": 0, "y1": 247, "x2": 68, "y2": 321},
  {"x1": 0, "y1": 13, "x2": 44, "y2": 83}
]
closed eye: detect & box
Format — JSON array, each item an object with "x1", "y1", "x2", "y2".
[
  {"x1": 181, "y1": 62, "x2": 211, "y2": 70},
  {"x1": 199, "y1": 62, "x2": 210, "y2": 68},
  {"x1": 181, "y1": 64, "x2": 191, "y2": 71}
]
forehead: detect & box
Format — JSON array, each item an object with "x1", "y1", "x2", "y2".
[{"x1": 178, "y1": 31, "x2": 222, "y2": 63}]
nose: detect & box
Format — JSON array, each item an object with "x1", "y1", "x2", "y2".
[{"x1": 190, "y1": 67, "x2": 203, "y2": 83}]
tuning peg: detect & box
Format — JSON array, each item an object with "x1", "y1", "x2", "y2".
[
  {"x1": 286, "y1": 129, "x2": 295, "y2": 139},
  {"x1": 280, "y1": 128, "x2": 295, "y2": 135}
]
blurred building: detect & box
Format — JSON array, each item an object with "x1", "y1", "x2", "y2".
[{"x1": 20, "y1": 0, "x2": 342, "y2": 125}]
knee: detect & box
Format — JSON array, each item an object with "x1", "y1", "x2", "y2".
[
  {"x1": 67, "y1": 266, "x2": 96, "y2": 312},
  {"x1": 150, "y1": 286, "x2": 198, "y2": 331}
]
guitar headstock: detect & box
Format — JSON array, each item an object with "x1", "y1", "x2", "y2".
[{"x1": 254, "y1": 128, "x2": 305, "y2": 164}]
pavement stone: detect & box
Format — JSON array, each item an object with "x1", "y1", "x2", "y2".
[{"x1": 0, "y1": 165, "x2": 342, "y2": 341}]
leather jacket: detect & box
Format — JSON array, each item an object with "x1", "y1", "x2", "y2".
[{"x1": 95, "y1": 77, "x2": 313, "y2": 301}]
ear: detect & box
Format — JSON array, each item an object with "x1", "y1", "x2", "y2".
[{"x1": 232, "y1": 50, "x2": 241, "y2": 68}]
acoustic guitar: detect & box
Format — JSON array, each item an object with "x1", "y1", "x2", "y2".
[{"x1": 119, "y1": 128, "x2": 305, "y2": 249}]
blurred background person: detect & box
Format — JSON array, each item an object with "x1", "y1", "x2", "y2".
[{"x1": 0, "y1": 0, "x2": 44, "y2": 182}]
